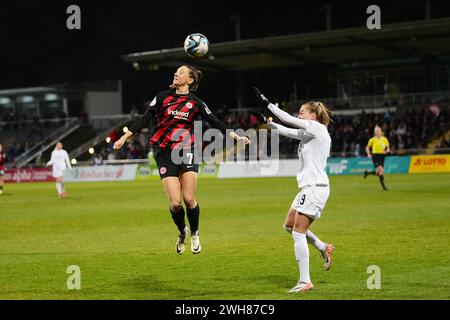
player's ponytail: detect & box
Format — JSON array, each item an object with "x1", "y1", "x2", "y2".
[
  {"x1": 185, "y1": 65, "x2": 203, "y2": 92},
  {"x1": 303, "y1": 101, "x2": 332, "y2": 127}
]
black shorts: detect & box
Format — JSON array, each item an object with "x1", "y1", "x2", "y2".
[
  {"x1": 372, "y1": 154, "x2": 385, "y2": 168},
  {"x1": 154, "y1": 147, "x2": 198, "y2": 179}
]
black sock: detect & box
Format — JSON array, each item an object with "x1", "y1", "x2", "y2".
[
  {"x1": 170, "y1": 207, "x2": 186, "y2": 234},
  {"x1": 379, "y1": 175, "x2": 386, "y2": 188},
  {"x1": 186, "y1": 204, "x2": 200, "y2": 235},
  {"x1": 0, "y1": 186, "x2": 3, "y2": 190}
]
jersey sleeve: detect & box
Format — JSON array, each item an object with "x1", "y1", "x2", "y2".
[
  {"x1": 129, "y1": 95, "x2": 161, "y2": 134},
  {"x1": 367, "y1": 138, "x2": 374, "y2": 148},
  {"x1": 197, "y1": 98, "x2": 227, "y2": 134},
  {"x1": 384, "y1": 137, "x2": 390, "y2": 147},
  {"x1": 267, "y1": 122, "x2": 303, "y2": 140},
  {"x1": 47, "y1": 151, "x2": 55, "y2": 165},
  {"x1": 267, "y1": 103, "x2": 313, "y2": 131},
  {"x1": 65, "y1": 151, "x2": 72, "y2": 169}
]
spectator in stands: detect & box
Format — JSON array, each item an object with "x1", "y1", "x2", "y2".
[
  {"x1": 92, "y1": 152, "x2": 104, "y2": 166},
  {"x1": 127, "y1": 144, "x2": 140, "y2": 159}
]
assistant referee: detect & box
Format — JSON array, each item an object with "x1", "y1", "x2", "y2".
[{"x1": 364, "y1": 126, "x2": 390, "y2": 191}]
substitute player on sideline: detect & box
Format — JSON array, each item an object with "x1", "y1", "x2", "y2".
[
  {"x1": 254, "y1": 88, "x2": 334, "y2": 293},
  {"x1": 46, "y1": 142, "x2": 72, "y2": 198},
  {"x1": 114, "y1": 65, "x2": 250, "y2": 255},
  {"x1": 0, "y1": 144, "x2": 6, "y2": 195},
  {"x1": 364, "y1": 126, "x2": 390, "y2": 191}
]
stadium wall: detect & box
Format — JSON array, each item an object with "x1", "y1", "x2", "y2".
[
  {"x1": 64, "y1": 165, "x2": 138, "y2": 182},
  {"x1": 4, "y1": 155, "x2": 450, "y2": 183},
  {"x1": 217, "y1": 155, "x2": 450, "y2": 178}
]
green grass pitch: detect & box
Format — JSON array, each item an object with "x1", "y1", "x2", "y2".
[{"x1": 1, "y1": 173, "x2": 449, "y2": 300}]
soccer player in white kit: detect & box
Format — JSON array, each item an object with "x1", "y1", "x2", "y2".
[
  {"x1": 254, "y1": 88, "x2": 334, "y2": 293},
  {"x1": 46, "y1": 142, "x2": 71, "y2": 198}
]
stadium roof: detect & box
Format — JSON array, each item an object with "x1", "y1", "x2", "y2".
[{"x1": 122, "y1": 18, "x2": 450, "y2": 72}]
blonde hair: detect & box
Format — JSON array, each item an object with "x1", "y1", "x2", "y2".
[{"x1": 302, "y1": 101, "x2": 332, "y2": 126}]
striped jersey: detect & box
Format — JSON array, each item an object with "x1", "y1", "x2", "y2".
[{"x1": 129, "y1": 90, "x2": 227, "y2": 150}]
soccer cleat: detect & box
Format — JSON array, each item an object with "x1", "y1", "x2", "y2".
[
  {"x1": 321, "y1": 243, "x2": 334, "y2": 271},
  {"x1": 288, "y1": 281, "x2": 314, "y2": 293},
  {"x1": 191, "y1": 233, "x2": 202, "y2": 254},
  {"x1": 176, "y1": 227, "x2": 189, "y2": 255},
  {"x1": 0, "y1": 189, "x2": 3, "y2": 195}
]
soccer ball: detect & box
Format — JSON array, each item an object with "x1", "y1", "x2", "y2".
[{"x1": 184, "y1": 33, "x2": 209, "y2": 58}]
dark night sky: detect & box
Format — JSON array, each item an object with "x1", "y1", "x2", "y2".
[{"x1": 1, "y1": 0, "x2": 449, "y2": 110}]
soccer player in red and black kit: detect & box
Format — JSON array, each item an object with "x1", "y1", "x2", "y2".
[
  {"x1": 0, "y1": 144, "x2": 6, "y2": 195},
  {"x1": 114, "y1": 65, "x2": 250, "y2": 255}
]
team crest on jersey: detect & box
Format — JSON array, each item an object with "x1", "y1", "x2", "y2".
[{"x1": 186, "y1": 102, "x2": 193, "y2": 109}]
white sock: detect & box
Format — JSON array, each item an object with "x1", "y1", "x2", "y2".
[
  {"x1": 306, "y1": 230, "x2": 326, "y2": 252},
  {"x1": 292, "y1": 231, "x2": 311, "y2": 284},
  {"x1": 60, "y1": 183, "x2": 65, "y2": 193},
  {"x1": 56, "y1": 182, "x2": 62, "y2": 194}
]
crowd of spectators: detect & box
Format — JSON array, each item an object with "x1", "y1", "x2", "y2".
[
  {"x1": 329, "y1": 104, "x2": 449, "y2": 156},
  {"x1": 1, "y1": 117, "x2": 47, "y2": 163},
  {"x1": 213, "y1": 102, "x2": 450, "y2": 157},
  {"x1": 95, "y1": 100, "x2": 450, "y2": 162},
  {"x1": 3, "y1": 99, "x2": 450, "y2": 166},
  {"x1": 0, "y1": 110, "x2": 78, "y2": 164},
  {"x1": 90, "y1": 128, "x2": 153, "y2": 164}
]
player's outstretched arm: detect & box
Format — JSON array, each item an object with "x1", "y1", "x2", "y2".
[
  {"x1": 198, "y1": 99, "x2": 250, "y2": 145},
  {"x1": 253, "y1": 87, "x2": 310, "y2": 130},
  {"x1": 251, "y1": 110, "x2": 302, "y2": 140},
  {"x1": 267, "y1": 122, "x2": 302, "y2": 140},
  {"x1": 114, "y1": 99, "x2": 158, "y2": 150},
  {"x1": 113, "y1": 130, "x2": 133, "y2": 150}
]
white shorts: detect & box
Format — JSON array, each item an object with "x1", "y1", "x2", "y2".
[
  {"x1": 52, "y1": 168, "x2": 66, "y2": 178},
  {"x1": 291, "y1": 185, "x2": 330, "y2": 220}
]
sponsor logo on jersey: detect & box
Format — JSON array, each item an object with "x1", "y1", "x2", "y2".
[
  {"x1": 168, "y1": 109, "x2": 190, "y2": 118},
  {"x1": 186, "y1": 102, "x2": 193, "y2": 109},
  {"x1": 160, "y1": 167, "x2": 167, "y2": 175}
]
